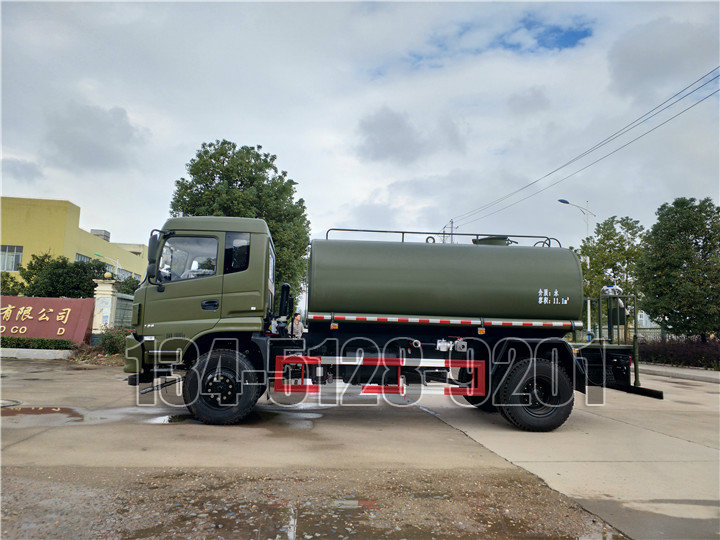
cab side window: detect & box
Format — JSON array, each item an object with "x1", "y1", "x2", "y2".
[
  {"x1": 224, "y1": 233, "x2": 250, "y2": 274},
  {"x1": 158, "y1": 236, "x2": 218, "y2": 282}
]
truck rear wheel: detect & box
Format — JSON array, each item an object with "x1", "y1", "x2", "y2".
[
  {"x1": 498, "y1": 358, "x2": 573, "y2": 432},
  {"x1": 183, "y1": 349, "x2": 261, "y2": 425}
]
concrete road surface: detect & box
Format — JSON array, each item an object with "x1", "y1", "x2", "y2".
[
  {"x1": 418, "y1": 374, "x2": 720, "y2": 539},
  {"x1": 1, "y1": 359, "x2": 616, "y2": 538},
  {"x1": 1, "y1": 358, "x2": 718, "y2": 538}
]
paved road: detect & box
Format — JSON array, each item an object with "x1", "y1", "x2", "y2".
[
  {"x1": 0, "y1": 359, "x2": 614, "y2": 538},
  {"x1": 2, "y1": 359, "x2": 718, "y2": 538},
  {"x1": 417, "y1": 374, "x2": 720, "y2": 539}
]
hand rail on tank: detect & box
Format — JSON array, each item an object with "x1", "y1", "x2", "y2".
[{"x1": 325, "y1": 228, "x2": 562, "y2": 247}]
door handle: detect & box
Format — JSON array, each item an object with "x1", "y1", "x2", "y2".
[{"x1": 201, "y1": 300, "x2": 219, "y2": 311}]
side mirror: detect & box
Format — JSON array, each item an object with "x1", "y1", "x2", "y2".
[
  {"x1": 278, "y1": 283, "x2": 291, "y2": 317},
  {"x1": 146, "y1": 262, "x2": 157, "y2": 281},
  {"x1": 148, "y1": 232, "x2": 160, "y2": 264}
]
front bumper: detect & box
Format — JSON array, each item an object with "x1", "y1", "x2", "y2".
[{"x1": 124, "y1": 334, "x2": 143, "y2": 373}]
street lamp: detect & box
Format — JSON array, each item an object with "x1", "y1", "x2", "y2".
[
  {"x1": 558, "y1": 199, "x2": 597, "y2": 339},
  {"x1": 94, "y1": 251, "x2": 121, "y2": 276},
  {"x1": 557, "y1": 199, "x2": 596, "y2": 238}
]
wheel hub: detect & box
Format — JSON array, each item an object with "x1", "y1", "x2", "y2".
[
  {"x1": 522, "y1": 378, "x2": 557, "y2": 415},
  {"x1": 203, "y1": 371, "x2": 238, "y2": 407}
]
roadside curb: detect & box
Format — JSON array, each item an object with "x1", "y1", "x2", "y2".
[
  {"x1": 639, "y1": 364, "x2": 720, "y2": 384},
  {"x1": 0, "y1": 348, "x2": 73, "y2": 360}
]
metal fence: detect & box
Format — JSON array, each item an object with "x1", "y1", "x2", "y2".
[{"x1": 115, "y1": 293, "x2": 134, "y2": 327}]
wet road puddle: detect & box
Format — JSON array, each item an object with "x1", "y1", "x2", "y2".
[
  {"x1": 126, "y1": 497, "x2": 426, "y2": 539},
  {"x1": 122, "y1": 492, "x2": 573, "y2": 539},
  {"x1": 1, "y1": 406, "x2": 84, "y2": 427},
  {"x1": 1, "y1": 404, "x2": 326, "y2": 432},
  {"x1": 146, "y1": 414, "x2": 198, "y2": 424}
]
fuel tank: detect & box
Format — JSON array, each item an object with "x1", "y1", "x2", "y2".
[{"x1": 308, "y1": 240, "x2": 583, "y2": 320}]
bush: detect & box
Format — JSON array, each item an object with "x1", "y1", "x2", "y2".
[
  {"x1": 0, "y1": 336, "x2": 75, "y2": 350},
  {"x1": 97, "y1": 326, "x2": 131, "y2": 355},
  {"x1": 640, "y1": 337, "x2": 720, "y2": 370}
]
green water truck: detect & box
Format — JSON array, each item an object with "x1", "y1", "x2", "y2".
[{"x1": 125, "y1": 217, "x2": 662, "y2": 431}]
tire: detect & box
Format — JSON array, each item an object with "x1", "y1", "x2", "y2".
[
  {"x1": 498, "y1": 358, "x2": 574, "y2": 432},
  {"x1": 457, "y1": 368, "x2": 497, "y2": 412},
  {"x1": 183, "y1": 349, "x2": 262, "y2": 425},
  {"x1": 498, "y1": 405, "x2": 511, "y2": 423}
]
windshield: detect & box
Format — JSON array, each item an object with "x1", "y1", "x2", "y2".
[{"x1": 158, "y1": 236, "x2": 218, "y2": 282}]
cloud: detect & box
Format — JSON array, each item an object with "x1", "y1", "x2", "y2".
[
  {"x1": 507, "y1": 87, "x2": 551, "y2": 115},
  {"x1": 356, "y1": 107, "x2": 427, "y2": 164},
  {"x1": 1, "y1": 158, "x2": 43, "y2": 182},
  {"x1": 1, "y1": 2, "x2": 717, "y2": 250},
  {"x1": 41, "y1": 102, "x2": 146, "y2": 171},
  {"x1": 356, "y1": 106, "x2": 466, "y2": 165},
  {"x1": 608, "y1": 18, "x2": 719, "y2": 103}
]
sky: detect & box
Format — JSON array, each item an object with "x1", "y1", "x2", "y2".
[{"x1": 2, "y1": 1, "x2": 719, "y2": 250}]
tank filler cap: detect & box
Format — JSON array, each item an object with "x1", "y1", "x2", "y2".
[{"x1": 472, "y1": 236, "x2": 511, "y2": 246}]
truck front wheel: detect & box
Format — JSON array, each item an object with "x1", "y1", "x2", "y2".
[
  {"x1": 183, "y1": 349, "x2": 261, "y2": 425},
  {"x1": 498, "y1": 358, "x2": 573, "y2": 432}
]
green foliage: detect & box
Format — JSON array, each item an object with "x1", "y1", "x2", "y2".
[
  {"x1": 97, "y1": 326, "x2": 129, "y2": 355},
  {"x1": 117, "y1": 276, "x2": 140, "y2": 295},
  {"x1": 17, "y1": 252, "x2": 56, "y2": 285},
  {"x1": 578, "y1": 216, "x2": 645, "y2": 298},
  {"x1": 636, "y1": 197, "x2": 720, "y2": 339},
  {"x1": 1, "y1": 272, "x2": 23, "y2": 296},
  {"x1": 2, "y1": 253, "x2": 105, "y2": 298},
  {"x1": 170, "y1": 140, "x2": 311, "y2": 303},
  {"x1": 0, "y1": 336, "x2": 75, "y2": 350},
  {"x1": 24, "y1": 257, "x2": 106, "y2": 298}
]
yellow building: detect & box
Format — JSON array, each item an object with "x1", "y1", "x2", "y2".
[{"x1": 1, "y1": 197, "x2": 147, "y2": 281}]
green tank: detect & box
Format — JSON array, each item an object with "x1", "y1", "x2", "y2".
[{"x1": 308, "y1": 240, "x2": 583, "y2": 320}]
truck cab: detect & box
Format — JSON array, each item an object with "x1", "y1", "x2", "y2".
[{"x1": 125, "y1": 217, "x2": 275, "y2": 378}]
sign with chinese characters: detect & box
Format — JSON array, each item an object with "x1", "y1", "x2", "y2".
[
  {"x1": 537, "y1": 288, "x2": 570, "y2": 306},
  {"x1": 0, "y1": 296, "x2": 95, "y2": 343}
]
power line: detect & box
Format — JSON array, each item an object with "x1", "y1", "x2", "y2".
[
  {"x1": 451, "y1": 66, "x2": 719, "y2": 225},
  {"x1": 452, "y1": 68, "x2": 719, "y2": 226},
  {"x1": 457, "y1": 88, "x2": 719, "y2": 227},
  {"x1": 449, "y1": 65, "x2": 720, "y2": 227}
]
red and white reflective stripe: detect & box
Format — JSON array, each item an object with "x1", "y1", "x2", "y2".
[
  {"x1": 277, "y1": 355, "x2": 484, "y2": 368},
  {"x1": 309, "y1": 313, "x2": 582, "y2": 329},
  {"x1": 484, "y1": 320, "x2": 579, "y2": 328},
  {"x1": 309, "y1": 313, "x2": 481, "y2": 325},
  {"x1": 273, "y1": 355, "x2": 486, "y2": 397}
]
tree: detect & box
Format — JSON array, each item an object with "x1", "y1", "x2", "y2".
[
  {"x1": 17, "y1": 252, "x2": 56, "y2": 287},
  {"x1": 1, "y1": 272, "x2": 23, "y2": 296},
  {"x1": 170, "y1": 140, "x2": 311, "y2": 302},
  {"x1": 117, "y1": 276, "x2": 140, "y2": 295},
  {"x1": 0, "y1": 253, "x2": 57, "y2": 296},
  {"x1": 636, "y1": 197, "x2": 720, "y2": 341},
  {"x1": 578, "y1": 216, "x2": 645, "y2": 298},
  {"x1": 24, "y1": 257, "x2": 106, "y2": 298}
]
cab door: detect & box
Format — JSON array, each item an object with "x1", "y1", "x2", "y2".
[
  {"x1": 220, "y1": 232, "x2": 269, "y2": 320},
  {"x1": 143, "y1": 233, "x2": 223, "y2": 362}
]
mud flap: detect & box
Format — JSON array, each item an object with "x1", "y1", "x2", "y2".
[{"x1": 608, "y1": 383, "x2": 664, "y2": 399}]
